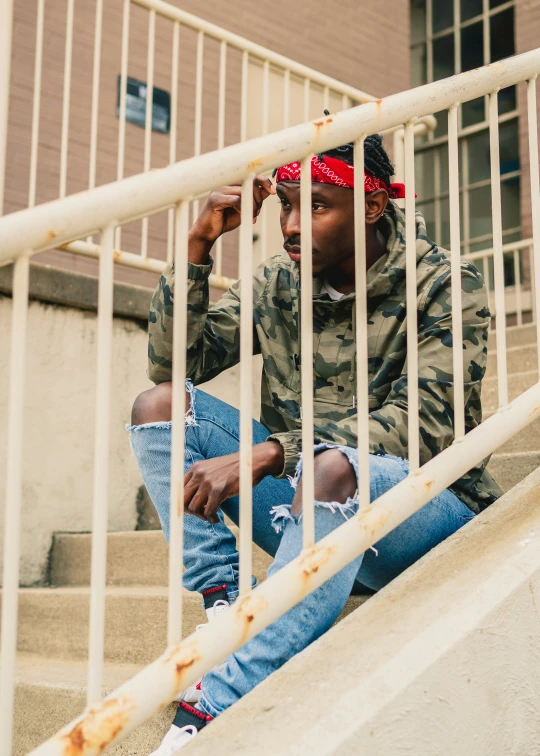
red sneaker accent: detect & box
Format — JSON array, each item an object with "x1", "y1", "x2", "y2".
[
  {"x1": 179, "y1": 702, "x2": 212, "y2": 723},
  {"x1": 202, "y1": 585, "x2": 228, "y2": 596}
]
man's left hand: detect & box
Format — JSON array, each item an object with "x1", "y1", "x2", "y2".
[{"x1": 183, "y1": 441, "x2": 284, "y2": 523}]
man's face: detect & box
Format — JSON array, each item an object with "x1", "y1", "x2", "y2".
[{"x1": 276, "y1": 181, "x2": 355, "y2": 276}]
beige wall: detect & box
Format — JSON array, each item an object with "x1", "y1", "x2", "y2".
[
  {"x1": 5, "y1": 0, "x2": 410, "y2": 292},
  {"x1": 0, "y1": 264, "x2": 259, "y2": 586},
  {"x1": 0, "y1": 292, "x2": 152, "y2": 585}
]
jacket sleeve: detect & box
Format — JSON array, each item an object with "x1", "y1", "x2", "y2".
[
  {"x1": 148, "y1": 256, "x2": 266, "y2": 386},
  {"x1": 368, "y1": 263, "x2": 489, "y2": 462}
]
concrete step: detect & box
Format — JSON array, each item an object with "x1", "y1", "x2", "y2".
[
  {"x1": 487, "y1": 450, "x2": 540, "y2": 493},
  {"x1": 12, "y1": 654, "x2": 173, "y2": 755},
  {"x1": 496, "y1": 322, "x2": 537, "y2": 348},
  {"x1": 3, "y1": 586, "x2": 203, "y2": 665},
  {"x1": 3, "y1": 585, "x2": 367, "y2": 666},
  {"x1": 481, "y1": 370, "x2": 538, "y2": 413},
  {"x1": 50, "y1": 528, "x2": 273, "y2": 587},
  {"x1": 184, "y1": 465, "x2": 540, "y2": 754},
  {"x1": 485, "y1": 344, "x2": 538, "y2": 378}
]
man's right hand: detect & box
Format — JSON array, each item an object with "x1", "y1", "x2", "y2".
[{"x1": 188, "y1": 175, "x2": 276, "y2": 264}]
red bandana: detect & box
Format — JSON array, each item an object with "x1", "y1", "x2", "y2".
[{"x1": 275, "y1": 155, "x2": 407, "y2": 199}]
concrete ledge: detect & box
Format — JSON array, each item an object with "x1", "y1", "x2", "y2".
[
  {"x1": 0, "y1": 262, "x2": 153, "y2": 322},
  {"x1": 188, "y1": 467, "x2": 540, "y2": 755}
]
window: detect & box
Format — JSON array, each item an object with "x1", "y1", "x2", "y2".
[{"x1": 410, "y1": 0, "x2": 519, "y2": 259}]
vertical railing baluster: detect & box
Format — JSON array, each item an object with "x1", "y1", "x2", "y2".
[
  {"x1": 87, "y1": 225, "x2": 115, "y2": 705},
  {"x1": 530, "y1": 245, "x2": 537, "y2": 326},
  {"x1": 59, "y1": 0, "x2": 74, "y2": 199},
  {"x1": 192, "y1": 31, "x2": 204, "y2": 222},
  {"x1": 0, "y1": 0, "x2": 14, "y2": 215},
  {"x1": 168, "y1": 201, "x2": 189, "y2": 644},
  {"x1": 87, "y1": 0, "x2": 104, "y2": 244},
  {"x1": 527, "y1": 77, "x2": 540, "y2": 361},
  {"x1": 141, "y1": 9, "x2": 156, "y2": 258},
  {"x1": 448, "y1": 105, "x2": 465, "y2": 441},
  {"x1": 28, "y1": 0, "x2": 44, "y2": 209},
  {"x1": 283, "y1": 69, "x2": 290, "y2": 128},
  {"x1": 241, "y1": 51, "x2": 248, "y2": 143},
  {"x1": 88, "y1": 0, "x2": 103, "y2": 194},
  {"x1": 484, "y1": 253, "x2": 492, "y2": 317},
  {"x1": 239, "y1": 176, "x2": 254, "y2": 594},
  {"x1": 116, "y1": 0, "x2": 130, "y2": 249},
  {"x1": 404, "y1": 121, "x2": 419, "y2": 471},
  {"x1": 0, "y1": 255, "x2": 30, "y2": 756},
  {"x1": 303, "y1": 79, "x2": 310, "y2": 122},
  {"x1": 259, "y1": 60, "x2": 270, "y2": 264},
  {"x1": 166, "y1": 21, "x2": 180, "y2": 264},
  {"x1": 300, "y1": 154, "x2": 315, "y2": 548},
  {"x1": 489, "y1": 91, "x2": 509, "y2": 407},
  {"x1": 353, "y1": 138, "x2": 370, "y2": 509},
  {"x1": 215, "y1": 40, "x2": 227, "y2": 276},
  {"x1": 514, "y1": 249, "x2": 523, "y2": 327}
]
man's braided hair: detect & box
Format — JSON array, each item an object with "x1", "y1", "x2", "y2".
[
  {"x1": 320, "y1": 142, "x2": 394, "y2": 189},
  {"x1": 274, "y1": 110, "x2": 395, "y2": 188}
]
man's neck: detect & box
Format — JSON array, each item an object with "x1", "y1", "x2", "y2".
[{"x1": 324, "y1": 229, "x2": 388, "y2": 294}]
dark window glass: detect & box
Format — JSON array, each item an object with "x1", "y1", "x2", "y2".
[
  {"x1": 461, "y1": 0, "x2": 482, "y2": 21},
  {"x1": 411, "y1": 0, "x2": 427, "y2": 43},
  {"x1": 415, "y1": 150, "x2": 435, "y2": 199},
  {"x1": 440, "y1": 197, "x2": 450, "y2": 247},
  {"x1": 433, "y1": 109, "x2": 449, "y2": 138},
  {"x1": 490, "y1": 0, "x2": 509, "y2": 7},
  {"x1": 433, "y1": 34, "x2": 455, "y2": 81},
  {"x1": 468, "y1": 130, "x2": 491, "y2": 185},
  {"x1": 501, "y1": 177, "x2": 521, "y2": 230},
  {"x1": 470, "y1": 238, "x2": 493, "y2": 255},
  {"x1": 461, "y1": 21, "x2": 484, "y2": 72},
  {"x1": 499, "y1": 85, "x2": 517, "y2": 115},
  {"x1": 418, "y1": 201, "x2": 436, "y2": 241},
  {"x1": 503, "y1": 252, "x2": 515, "y2": 286},
  {"x1": 439, "y1": 143, "x2": 450, "y2": 192},
  {"x1": 462, "y1": 97, "x2": 485, "y2": 127},
  {"x1": 433, "y1": 1, "x2": 454, "y2": 33},
  {"x1": 473, "y1": 255, "x2": 489, "y2": 284},
  {"x1": 411, "y1": 44, "x2": 427, "y2": 87},
  {"x1": 469, "y1": 185, "x2": 493, "y2": 239},
  {"x1": 490, "y1": 8, "x2": 515, "y2": 62},
  {"x1": 499, "y1": 119, "x2": 520, "y2": 175}
]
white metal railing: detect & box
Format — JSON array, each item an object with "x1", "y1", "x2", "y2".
[
  {"x1": 464, "y1": 238, "x2": 536, "y2": 327},
  {"x1": 0, "y1": 0, "x2": 434, "y2": 292},
  {"x1": 1, "y1": 48, "x2": 540, "y2": 756}
]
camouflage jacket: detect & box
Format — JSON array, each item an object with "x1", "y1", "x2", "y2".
[{"x1": 148, "y1": 202, "x2": 501, "y2": 513}]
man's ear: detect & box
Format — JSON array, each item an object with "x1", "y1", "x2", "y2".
[{"x1": 365, "y1": 190, "x2": 389, "y2": 224}]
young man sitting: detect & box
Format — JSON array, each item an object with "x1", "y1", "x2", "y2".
[{"x1": 129, "y1": 135, "x2": 500, "y2": 753}]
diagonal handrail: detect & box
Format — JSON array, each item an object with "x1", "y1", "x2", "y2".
[
  {"x1": 0, "y1": 49, "x2": 538, "y2": 265},
  {"x1": 29, "y1": 383, "x2": 540, "y2": 756}
]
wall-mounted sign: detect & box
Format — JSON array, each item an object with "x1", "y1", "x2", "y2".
[{"x1": 116, "y1": 76, "x2": 171, "y2": 134}]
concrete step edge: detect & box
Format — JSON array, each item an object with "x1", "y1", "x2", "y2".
[{"x1": 489, "y1": 450, "x2": 540, "y2": 461}]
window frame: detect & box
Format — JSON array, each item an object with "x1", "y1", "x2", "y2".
[{"x1": 410, "y1": 0, "x2": 519, "y2": 257}]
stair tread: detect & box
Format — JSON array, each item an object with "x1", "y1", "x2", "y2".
[
  {"x1": 489, "y1": 449, "x2": 540, "y2": 460},
  {"x1": 15, "y1": 585, "x2": 187, "y2": 597},
  {"x1": 14, "y1": 652, "x2": 142, "y2": 691}
]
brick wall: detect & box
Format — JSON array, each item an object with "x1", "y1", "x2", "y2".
[{"x1": 5, "y1": 0, "x2": 410, "y2": 292}]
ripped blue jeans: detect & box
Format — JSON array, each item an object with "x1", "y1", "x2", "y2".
[{"x1": 129, "y1": 387, "x2": 475, "y2": 718}]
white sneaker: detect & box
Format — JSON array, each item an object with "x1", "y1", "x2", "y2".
[
  {"x1": 149, "y1": 724, "x2": 197, "y2": 755},
  {"x1": 176, "y1": 596, "x2": 229, "y2": 703}
]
